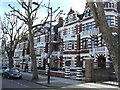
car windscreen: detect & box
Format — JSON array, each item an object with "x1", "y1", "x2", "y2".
[{"x1": 10, "y1": 69, "x2": 19, "y2": 73}]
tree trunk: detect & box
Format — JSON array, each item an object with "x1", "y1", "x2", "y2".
[
  {"x1": 96, "y1": 2, "x2": 119, "y2": 83},
  {"x1": 8, "y1": 52, "x2": 14, "y2": 68},
  {"x1": 29, "y1": 18, "x2": 38, "y2": 80},
  {"x1": 117, "y1": 1, "x2": 120, "y2": 87},
  {"x1": 87, "y1": 1, "x2": 119, "y2": 86}
]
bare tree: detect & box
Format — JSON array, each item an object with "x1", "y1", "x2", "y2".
[
  {"x1": 8, "y1": 0, "x2": 51, "y2": 80},
  {"x1": 0, "y1": 11, "x2": 26, "y2": 69},
  {"x1": 86, "y1": 0, "x2": 120, "y2": 87}
]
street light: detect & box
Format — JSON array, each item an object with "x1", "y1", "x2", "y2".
[
  {"x1": 47, "y1": 6, "x2": 52, "y2": 84},
  {"x1": 47, "y1": 58, "x2": 50, "y2": 84},
  {"x1": 41, "y1": 3, "x2": 64, "y2": 84}
]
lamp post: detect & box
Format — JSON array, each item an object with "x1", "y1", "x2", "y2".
[
  {"x1": 42, "y1": 3, "x2": 64, "y2": 84},
  {"x1": 47, "y1": 7, "x2": 52, "y2": 84},
  {"x1": 22, "y1": 37, "x2": 26, "y2": 71},
  {"x1": 47, "y1": 58, "x2": 50, "y2": 84}
]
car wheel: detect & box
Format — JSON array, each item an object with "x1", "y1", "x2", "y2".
[
  {"x1": 2, "y1": 74, "x2": 5, "y2": 77},
  {"x1": 19, "y1": 76, "x2": 22, "y2": 79},
  {"x1": 7, "y1": 75, "x2": 10, "y2": 79}
]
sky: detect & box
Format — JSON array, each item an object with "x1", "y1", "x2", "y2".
[
  {"x1": 0, "y1": 0, "x2": 86, "y2": 20},
  {"x1": 0, "y1": 0, "x2": 86, "y2": 45}
]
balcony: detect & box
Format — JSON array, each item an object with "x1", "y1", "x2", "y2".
[
  {"x1": 37, "y1": 42, "x2": 46, "y2": 47},
  {"x1": 81, "y1": 28, "x2": 99, "y2": 38},
  {"x1": 52, "y1": 51, "x2": 63, "y2": 57},
  {"x1": 92, "y1": 46, "x2": 108, "y2": 54}
]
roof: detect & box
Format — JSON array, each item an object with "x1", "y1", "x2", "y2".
[{"x1": 67, "y1": 8, "x2": 75, "y2": 15}]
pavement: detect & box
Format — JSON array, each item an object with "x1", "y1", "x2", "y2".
[{"x1": 22, "y1": 71, "x2": 120, "y2": 89}]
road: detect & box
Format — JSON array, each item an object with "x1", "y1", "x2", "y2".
[{"x1": 1, "y1": 75, "x2": 47, "y2": 89}]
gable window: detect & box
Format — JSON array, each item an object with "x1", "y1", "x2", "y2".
[
  {"x1": 85, "y1": 9, "x2": 92, "y2": 17},
  {"x1": 68, "y1": 15, "x2": 73, "y2": 23}
]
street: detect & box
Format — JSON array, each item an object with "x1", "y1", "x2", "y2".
[
  {"x1": 1, "y1": 75, "x2": 47, "y2": 89},
  {"x1": 0, "y1": 72, "x2": 119, "y2": 90}
]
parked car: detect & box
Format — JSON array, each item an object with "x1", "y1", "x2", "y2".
[
  {"x1": 3, "y1": 68, "x2": 22, "y2": 79},
  {"x1": 0, "y1": 66, "x2": 7, "y2": 75}
]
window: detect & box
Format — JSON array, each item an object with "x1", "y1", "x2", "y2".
[
  {"x1": 71, "y1": 27, "x2": 75, "y2": 37},
  {"x1": 86, "y1": 23, "x2": 88, "y2": 30},
  {"x1": 82, "y1": 38, "x2": 88, "y2": 49},
  {"x1": 91, "y1": 38, "x2": 94, "y2": 48},
  {"x1": 108, "y1": 3, "x2": 111, "y2": 8},
  {"x1": 34, "y1": 39, "x2": 37, "y2": 46},
  {"x1": 66, "y1": 29, "x2": 70, "y2": 37},
  {"x1": 89, "y1": 10, "x2": 92, "y2": 16},
  {"x1": 88, "y1": 23, "x2": 91, "y2": 30},
  {"x1": 82, "y1": 24, "x2": 85, "y2": 31},
  {"x1": 85, "y1": 10, "x2": 92, "y2": 17},
  {"x1": 64, "y1": 29, "x2": 66, "y2": 35},
  {"x1": 107, "y1": 16, "x2": 111, "y2": 26},
  {"x1": 65, "y1": 41, "x2": 69, "y2": 50},
  {"x1": 101, "y1": 38, "x2": 105, "y2": 46},
  {"x1": 104, "y1": 2, "x2": 114, "y2": 8},
  {"x1": 111, "y1": 3, "x2": 114, "y2": 8},
  {"x1": 104, "y1": 3, "x2": 108, "y2": 8},
  {"x1": 85, "y1": 10, "x2": 87, "y2": 17},
  {"x1": 91, "y1": 22, "x2": 95, "y2": 30},
  {"x1": 72, "y1": 41, "x2": 75, "y2": 50},
  {"x1": 71, "y1": 57, "x2": 75, "y2": 67},
  {"x1": 68, "y1": 15, "x2": 73, "y2": 23},
  {"x1": 37, "y1": 36, "x2": 40, "y2": 42},
  {"x1": 40, "y1": 36, "x2": 45, "y2": 42}
]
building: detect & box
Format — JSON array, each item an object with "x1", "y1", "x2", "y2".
[
  {"x1": 13, "y1": 1, "x2": 118, "y2": 79},
  {"x1": 13, "y1": 19, "x2": 63, "y2": 71},
  {"x1": 58, "y1": 2, "x2": 118, "y2": 79},
  {"x1": 80, "y1": 2, "x2": 118, "y2": 69},
  {"x1": 58, "y1": 8, "x2": 83, "y2": 70}
]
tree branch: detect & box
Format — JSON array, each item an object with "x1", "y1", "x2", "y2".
[{"x1": 8, "y1": 4, "x2": 28, "y2": 22}]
